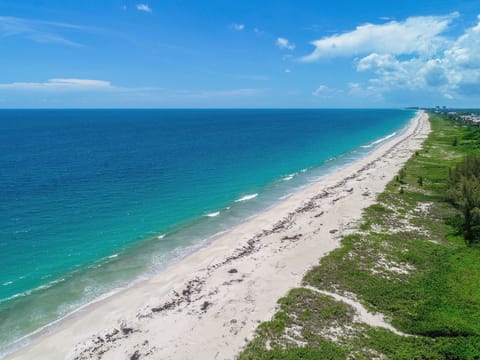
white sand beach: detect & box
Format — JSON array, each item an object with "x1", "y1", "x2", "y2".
[{"x1": 6, "y1": 111, "x2": 430, "y2": 360}]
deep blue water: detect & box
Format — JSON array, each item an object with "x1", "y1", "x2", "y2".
[{"x1": 0, "y1": 109, "x2": 414, "y2": 351}]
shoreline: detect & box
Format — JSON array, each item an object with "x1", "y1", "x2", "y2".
[
  {"x1": 5, "y1": 111, "x2": 430, "y2": 360},
  {"x1": 0, "y1": 112, "x2": 411, "y2": 354}
]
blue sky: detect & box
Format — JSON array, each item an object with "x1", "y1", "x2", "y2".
[{"x1": 0, "y1": 0, "x2": 479, "y2": 108}]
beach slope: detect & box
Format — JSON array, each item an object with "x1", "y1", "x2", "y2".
[{"x1": 6, "y1": 111, "x2": 430, "y2": 360}]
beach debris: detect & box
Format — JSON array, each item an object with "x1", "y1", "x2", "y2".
[
  {"x1": 149, "y1": 277, "x2": 205, "y2": 314},
  {"x1": 104, "y1": 328, "x2": 119, "y2": 341},
  {"x1": 281, "y1": 234, "x2": 302, "y2": 242},
  {"x1": 122, "y1": 327, "x2": 134, "y2": 335},
  {"x1": 200, "y1": 301, "x2": 211, "y2": 312},
  {"x1": 222, "y1": 278, "x2": 244, "y2": 286},
  {"x1": 151, "y1": 300, "x2": 176, "y2": 313},
  {"x1": 130, "y1": 350, "x2": 141, "y2": 360},
  {"x1": 73, "y1": 325, "x2": 141, "y2": 360}
]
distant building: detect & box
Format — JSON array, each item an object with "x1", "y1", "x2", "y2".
[{"x1": 459, "y1": 113, "x2": 480, "y2": 126}]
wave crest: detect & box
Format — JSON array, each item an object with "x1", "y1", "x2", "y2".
[
  {"x1": 361, "y1": 132, "x2": 397, "y2": 148},
  {"x1": 235, "y1": 193, "x2": 258, "y2": 202},
  {"x1": 205, "y1": 211, "x2": 220, "y2": 217},
  {"x1": 282, "y1": 172, "x2": 298, "y2": 181}
]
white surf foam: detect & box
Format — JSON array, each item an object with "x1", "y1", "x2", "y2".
[
  {"x1": 205, "y1": 211, "x2": 220, "y2": 217},
  {"x1": 1, "y1": 278, "x2": 66, "y2": 304},
  {"x1": 235, "y1": 193, "x2": 258, "y2": 202},
  {"x1": 361, "y1": 132, "x2": 397, "y2": 148},
  {"x1": 282, "y1": 172, "x2": 297, "y2": 181}
]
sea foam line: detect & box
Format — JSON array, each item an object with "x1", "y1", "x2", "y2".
[
  {"x1": 0, "y1": 278, "x2": 66, "y2": 305},
  {"x1": 361, "y1": 132, "x2": 397, "y2": 148},
  {"x1": 205, "y1": 211, "x2": 220, "y2": 217},
  {"x1": 282, "y1": 172, "x2": 298, "y2": 181},
  {"x1": 235, "y1": 193, "x2": 258, "y2": 202}
]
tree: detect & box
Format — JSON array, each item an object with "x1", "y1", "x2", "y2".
[{"x1": 447, "y1": 154, "x2": 480, "y2": 245}]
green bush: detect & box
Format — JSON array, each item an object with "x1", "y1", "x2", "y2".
[
  {"x1": 447, "y1": 153, "x2": 480, "y2": 245},
  {"x1": 418, "y1": 176, "x2": 424, "y2": 187}
]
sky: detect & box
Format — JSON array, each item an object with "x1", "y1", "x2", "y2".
[{"x1": 0, "y1": 0, "x2": 480, "y2": 108}]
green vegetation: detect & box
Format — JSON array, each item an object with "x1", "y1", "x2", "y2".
[
  {"x1": 417, "y1": 175, "x2": 424, "y2": 187},
  {"x1": 447, "y1": 153, "x2": 480, "y2": 245},
  {"x1": 238, "y1": 114, "x2": 480, "y2": 359}
]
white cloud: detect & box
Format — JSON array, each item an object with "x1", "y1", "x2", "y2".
[
  {"x1": 421, "y1": 59, "x2": 448, "y2": 86},
  {"x1": 357, "y1": 13, "x2": 480, "y2": 98},
  {"x1": 136, "y1": 4, "x2": 152, "y2": 13},
  {"x1": 0, "y1": 78, "x2": 114, "y2": 91},
  {"x1": 230, "y1": 23, "x2": 245, "y2": 31},
  {"x1": 357, "y1": 53, "x2": 400, "y2": 72},
  {"x1": 276, "y1": 37, "x2": 296, "y2": 50},
  {"x1": 445, "y1": 15, "x2": 480, "y2": 70},
  {"x1": 300, "y1": 12, "x2": 480, "y2": 102},
  {"x1": 302, "y1": 13, "x2": 458, "y2": 61}
]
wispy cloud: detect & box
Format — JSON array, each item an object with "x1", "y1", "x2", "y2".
[
  {"x1": 0, "y1": 16, "x2": 87, "y2": 46},
  {"x1": 276, "y1": 37, "x2": 295, "y2": 50},
  {"x1": 0, "y1": 78, "x2": 115, "y2": 91},
  {"x1": 0, "y1": 78, "x2": 263, "y2": 101},
  {"x1": 230, "y1": 23, "x2": 245, "y2": 31},
  {"x1": 136, "y1": 4, "x2": 152, "y2": 13},
  {"x1": 312, "y1": 85, "x2": 343, "y2": 98}
]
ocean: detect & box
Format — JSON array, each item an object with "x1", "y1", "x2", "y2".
[{"x1": 0, "y1": 109, "x2": 415, "y2": 352}]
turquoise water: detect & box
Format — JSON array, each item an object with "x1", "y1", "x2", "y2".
[{"x1": 0, "y1": 109, "x2": 415, "y2": 351}]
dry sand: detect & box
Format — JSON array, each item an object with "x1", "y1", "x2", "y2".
[{"x1": 6, "y1": 111, "x2": 430, "y2": 360}]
